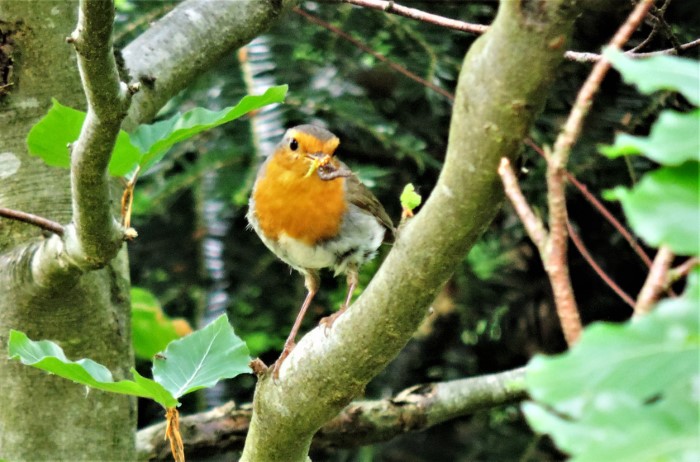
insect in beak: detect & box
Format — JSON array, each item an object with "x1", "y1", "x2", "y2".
[{"x1": 304, "y1": 153, "x2": 332, "y2": 178}]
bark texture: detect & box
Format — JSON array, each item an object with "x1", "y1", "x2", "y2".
[
  {"x1": 240, "y1": 1, "x2": 579, "y2": 460},
  {"x1": 0, "y1": 1, "x2": 136, "y2": 460}
]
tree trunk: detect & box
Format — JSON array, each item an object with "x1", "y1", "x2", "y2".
[{"x1": 0, "y1": 1, "x2": 135, "y2": 460}]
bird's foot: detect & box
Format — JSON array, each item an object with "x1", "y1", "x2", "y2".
[
  {"x1": 271, "y1": 341, "x2": 295, "y2": 381},
  {"x1": 319, "y1": 306, "x2": 347, "y2": 335}
]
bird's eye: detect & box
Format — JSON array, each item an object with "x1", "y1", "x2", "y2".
[{"x1": 289, "y1": 138, "x2": 299, "y2": 151}]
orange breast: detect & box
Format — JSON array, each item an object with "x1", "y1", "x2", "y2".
[{"x1": 252, "y1": 154, "x2": 347, "y2": 245}]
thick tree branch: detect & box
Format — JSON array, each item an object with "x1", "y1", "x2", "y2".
[
  {"x1": 121, "y1": 0, "x2": 299, "y2": 128},
  {"x1": 13, "y1": 0, "x2": 135, "y2": 291},
  {"x1": 67, "y1": 0, "x2": 135, "y2": 264},
  {"x1": 137, "y1": 368, "x2": 527, "y2": 460},
  {"x1": 240, "y1": 1, "x2": 578, "y2": 460}
]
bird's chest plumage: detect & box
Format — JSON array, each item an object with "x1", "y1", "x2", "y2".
[
  {"x1": 250, "y1": 154, "x2": 347, "y2": 244},
  {"x1": 248, "y1": 155, "x2": 384, "y2": 274}
]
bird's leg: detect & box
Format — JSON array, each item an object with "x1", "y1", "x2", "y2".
[
  {"x1": 272, "y1": 271, "x2": 319, "y2": 379},
  {"x1": 320, "y1": 266, "x2": 358, "y2": 331}
]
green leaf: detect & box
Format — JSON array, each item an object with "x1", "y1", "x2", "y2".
[
  {"x1": 607, "y1": 162, "x2": 699, "y2": 255},
  {"x1": 8, "y1": 330, "x2": 178, "y2": 408},
  {"x1": 604, "y1": 48, "x2": 700, "y2": 105},
  {"x1": 400, "y1": 183, "x2": 422, "y2": 212},
  {"x1": 152, "y1": 314, "x2": 251, "y2": 398},
  {"x1": 131, "y1": 287, "x2": 190, "y2": 360},
  {"x1": 131, "y1": 85, "x2": 288, "y2": 172},
  {"x1": 26, "y1": 99, "x2": 84, "y2": 169},
  {"x1": 523, "y1": 275, "x2": 700, "y2": 461},
  {"x1": 600, "y1": 110, "x2": 700, "y2": 165},
  {"x1": 26, "y1": 99, "x2": 141, "y2": 177}
]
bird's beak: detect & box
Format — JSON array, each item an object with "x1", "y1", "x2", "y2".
[{"x1": 303, "y1": 153, "x2": 331, "y2": 178}]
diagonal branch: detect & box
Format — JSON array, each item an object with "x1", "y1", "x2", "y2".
[
  {"x1": 121, "y1": 0, "x2": 300, "y2": 128},
  {"x1": 136, "y1": 368, "x2": 527, "y2": 460},
  {"x1": 342, "y1": 0, "x2": 488, "y2": 34},
  {"x1": 240, "y1": 1, "x2": 579, "y2": 460},
  {"x1": 634, "y1": 245, "x2": 675, "y2": 316}
]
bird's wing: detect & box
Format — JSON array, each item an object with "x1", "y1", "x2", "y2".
[{"x1": 344, "y1": 172, "x2": 396, "y2": 242}]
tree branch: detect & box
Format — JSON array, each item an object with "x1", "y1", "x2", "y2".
[
  {"x1": 567, "y1": 220, "x2": 635, "y2": 309},
  {"x1": 541, "y1": 0, "x2": 653, "y2": 344},
  {"x1": 0, "y1": 207, "x2": 64, "y2": 236},
  {"x1": 635, "y1": 245, "x2": 675, "y2": 316},
  {"x1": 498, "y1": 158, "x2": 548, "y2": 254},
  {"x1": 240, "y1": 1, "x2": 579, "y2": 460},
  {"x1": 342, "y1": 0, "x2": 700, "y2": 63},
  {"x1": 121, "y1": 0, "x2": 299, "y2": 128},
  {"x1": 342, "y1": 0, "x2": 488, "y2": 35},
  {"x1": 136, "y1": 368, "x2": 527, "y2": 460},
  {"x1": 66, "y1": 0, "x2": 135, "y2": 263},
  {"x1": 13, "y1": 0, "x2": 136, "y2": 290}
]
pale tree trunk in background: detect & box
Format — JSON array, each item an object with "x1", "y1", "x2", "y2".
[{"x1": 0, "y1": 1, "x2": 135, "y2": 460}]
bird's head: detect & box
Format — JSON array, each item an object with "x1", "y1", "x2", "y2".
[{"x1": 273, "y1": 125, "x2": 340, "y2": 178}]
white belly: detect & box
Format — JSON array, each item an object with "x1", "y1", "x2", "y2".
[{"x1": 247, "y1": 202, "x2": 386, "y2": 276}]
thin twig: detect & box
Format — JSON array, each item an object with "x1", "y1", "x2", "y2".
[
  {"x1": 293, "y1": 7, "x2": 454, "y2": 101},
  {"x1": 341, "y1": 0, "x2": 700, "y2": 63},
  {"x1": 630, "y1": 37, "x2": 700, "y2": 57},
  {"x1": 551, "y1": 0, "x2": 654, "y2": 168},
  {"x1": 498, "y1": 158, "x2": 548, "y2": 253},
  {"x1": 567, "y1": 221, "x2": 635, "y2": 308},
  {"x1": 635, "y1": 246, "x2": 675, "y2": 316},
  {"x1": 668, "y1": 257, "x2": 699, "y2": 284},
  {"x1": 342, "y1": 0, "x2": 488, "y2": 34},
  {"x1": 0, "y1": 207, "x2": 65, "y2": 236},
  {"x1": 498, "y1": 156, "x2": 581, "y2": 345},
  {"x1": 525, "y1": 139, "x2": 654, "y2": 269}
]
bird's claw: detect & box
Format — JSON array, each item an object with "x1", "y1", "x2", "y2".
[{"x1": 319, "y1": 307, "x2": 347, "y2": 336}]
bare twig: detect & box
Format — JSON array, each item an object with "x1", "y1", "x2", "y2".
[
  {"x1": 498, "y1": 156, "x2": 581, "y2": 345},
  {"x1": 342, "y1": 0, "x2": 699, "y2": 63},
  {"x1": 567, "y1": 221, "x2": 635, "y2": 308},
  {"x1": 668, "y1": 257, "x2": 699, "y2": 284},
  {"x1": 551, "y1": 0, "x2": 654, "y2": 169},
  {"x1": 635, "y1": 246, "x2": 675, "y2": 316},
  {"x1": 498, "y1": 158, "x2": 548, "y2": 253},
  {"x1": 630, "y1": 37, "x2": 700, "y2": 57},
  {"x1": 342, "y1": 0, "x2": 488, "y2": 34},
  {"x1": 293, "y1": 7, "x2": 454, "y2": 101},
  {"x1": 0, "y1": 207, "x2": 65, "y2": 236},
  {"x1": 539, "y1": 0, "x2": 654, "y2": 343},
  {"x1": 525, "y1": 139, "x2": 654, "y2": 269}
]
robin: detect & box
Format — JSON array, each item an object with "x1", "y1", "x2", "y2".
[{"x1": 247, "y1": 124, "x2": 395, "y2": 376}]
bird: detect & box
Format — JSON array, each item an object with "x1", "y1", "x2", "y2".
[{"x1": 247, "y1": 124, "x2": 395, "y2": 376}]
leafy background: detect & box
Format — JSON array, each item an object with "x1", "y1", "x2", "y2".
[{"x1": 108, "y1": 1, "x2": 700, "y2": 460}]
